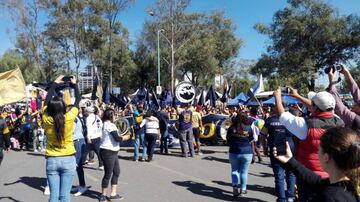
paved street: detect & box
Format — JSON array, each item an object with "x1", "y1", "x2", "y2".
[{"x1": 0, "y1": 146, "x2": 276, "y2": 202}]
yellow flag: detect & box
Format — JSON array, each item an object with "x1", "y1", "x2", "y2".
[{"x1": 0, "y1": 68, "x2": 26, "y2": 105}]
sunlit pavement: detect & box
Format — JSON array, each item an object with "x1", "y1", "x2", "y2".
[{"x1": 0, "y1": 146, "x2": 276, "y2": 202}]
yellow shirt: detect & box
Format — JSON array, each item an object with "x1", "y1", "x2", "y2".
[
  {"x1": 43, "y1": 107, "x2": 78, "y2": 157},
  {"x1": 192, "y1": 111, "x2": 202, "y2": 128}
]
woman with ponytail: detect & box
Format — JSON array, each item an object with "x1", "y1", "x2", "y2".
[
  {"x1": 43, "y1": 75, "x2": 81, "y2": 202},
  {"x1": 274, "y1": 127, "x2": 360, "y2": 201}
]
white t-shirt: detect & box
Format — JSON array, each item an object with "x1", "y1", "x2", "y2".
[
  {"x1": 86, "y1": 113, "x2": 103, "y2": 139},
  {"x1": 140, "y1": 117, "x2": 159, "y2": 134},
  {"x1": 279, "y1": 112, "x2": 308, "y2": 140},
  {"x1": 100, "y1": 121, "x2": 120, "y2": 151}
]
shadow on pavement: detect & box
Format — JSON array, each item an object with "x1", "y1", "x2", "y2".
[
  {"x1": 4, "y1": 176, "x2": 46, "y2": 192},
  {"x1": 0, "y1": 196, "x2": 21, "y2": 202},
  {"x1": 80, "y1": 189, "x2": 102, "y2": 200},
  {"x1": 202, "y1": 156, "x2": 229, "y2": 163},
  {"x1": 173, "y1": 180, "x2": 267, "y2": 202},
  {"x1": 173, "y1": 180, "x2": 234, "y2": 201},
  {"x1": 26, "y1": 152, "x2": 45, "y2": 157},
  {"x1": 118, "y1": 155, "x2": 134, "y2": 161},
  {"x1": 249, "y1": 172, "x2": 274, "y2": 178},
  {"x1": 212, "y1": 180, "x2": 276, "y2": 198}
]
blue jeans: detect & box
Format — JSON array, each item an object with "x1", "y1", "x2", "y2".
[
  {"x1": 74, "y1": 139, "x2": 86, "y2": 186},
  {"x1": 85, "y1": 137, "x2": 103, "y2": 167},
  {"x1": 134, "y1": 129, "x2": 147, "y2": 160},
  {"x1": 46, "y1": 156, "x2": 76, "y2": 202},
  {"x1": 229, "y1": 153, "x2": 253, "y2": 190},
  {"x1": 270, "y1": 156, "x2": 296, "y2": 202}
]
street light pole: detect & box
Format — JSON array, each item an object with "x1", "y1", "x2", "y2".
[{"x1": 157, "y1": 29, "x2": 161, "y2": 87}]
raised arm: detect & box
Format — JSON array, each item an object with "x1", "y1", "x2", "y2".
[
  {"x1": 327, "y1": 69, "x2": 356, "y2": 128},
  {"x1": 44, "y1": 75, "x2": 64, "y2": 106},
  {"x1": 274, "y1": 142, "x2": 323, "y2": 187},
  {"x1": 341, "y1": 64, "x2": 360, "y2": 103},
  {"x1": 70, "y1": 76, "x2": 80, "y2": 108}
]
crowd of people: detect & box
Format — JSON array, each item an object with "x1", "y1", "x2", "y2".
[{"x1": 0, "y1": 64, "x2": 359, "y2": 202}]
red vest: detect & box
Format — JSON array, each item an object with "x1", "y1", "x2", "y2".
[{"x1": 297, "y1": 111, "x2": 344, "y2": 178}]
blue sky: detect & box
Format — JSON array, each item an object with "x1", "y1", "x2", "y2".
[{"x1": 0, "y1": 0, "x2": 359, "y2": 60}]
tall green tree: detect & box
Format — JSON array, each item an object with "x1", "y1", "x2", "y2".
[
  {"x1": 252, "y1": 0, "x2": 360, "y2": 91},
  {"x1": 1, "y1": 0, "x2": 47, "y2": 80},
  {"x1": 0, "y1": 49, "x2": 37, "y2": 83},
  {"x1": 136, "y1": 0, "x2": 241, "y2": 91}
]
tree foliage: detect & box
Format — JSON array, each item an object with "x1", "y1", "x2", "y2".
[
  {"x1": 135, "y1": 0, "x2": 242, "y2": 90},
  {"x1": 252, "y1": 0, "x2": 360, "y2": 92}
]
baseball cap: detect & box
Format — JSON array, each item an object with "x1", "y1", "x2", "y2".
[
  {"x1": 311, "y1": 91, "x2": 335, "y2": 111},
  {"x1": 85, "y1": 106, "x2": 95, "y2": 113}
]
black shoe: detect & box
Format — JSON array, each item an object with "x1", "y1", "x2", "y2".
[
  {"x1": 232, "y1": 187, "x2": 239, "y2": 198},
  {"x1": 98, "y1": 194, "x2": 107, "y2": 202},
  {"x1": 109, "y1": 194, "x2": 124, "y2": 201}
]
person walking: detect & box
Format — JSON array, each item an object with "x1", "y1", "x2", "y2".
[
  {"x1": 0, "y1": 107, "x2": 10, "y2": 166},
  {"x1": 140, "y1": 111, "x2": 160, "y2": 162},
  {"x1": 192, "y1": 106, "x2": 203, "y2": 155},
  {"x1": 98, "y1": 109, "x2": 123, "y2": 202},
  {"x1": 85, "y1": 106, "x2": 104, "y2": 170},
  {"x1": 72, "y1": 115, "x2": 88, "y2": 196},
  {"x1": 131, "y1": 105, "x2": 147, "y2": 161},
  {"x1": 159, "y1": 106, "x2": 170, "y2": 154},
  {"x1": 261, "y1": 106, "x2": 296, "y2": 202},
  {"x1": 43, "y1": 75, "x2": 80, "y2": 202},
  {"x1": 227, "y1": 112, "x2": 254, "y2": 198}
]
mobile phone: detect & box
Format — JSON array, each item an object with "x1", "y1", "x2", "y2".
[
  {"x1": 280, "y1": 87, "x2": 290, "y2": 94},
  {"x1": 62, "y1": 76, "x2": 73, "y2": 82},
  {"x1": 334, "y1": 65, "x2": 342, "y2": 71},
  {"x1": 274, "y1": 133, "x2": 287, "y2": 155}
]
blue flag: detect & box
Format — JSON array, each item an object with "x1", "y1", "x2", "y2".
[
  {"x1": 102, "y1": 80, "x2": 110, "y2": 104},
  {"x1": 206, "y1": 85, "x2": 217, "y2": 107},
  {"x1": 151, "y1": 90, "x2": 160, "y2": 111},
  {"x1": 197, "y1": 89, "x2": 205, "y2": 106},
  {"x1": 110, "y1": 93, "x2": 127, "y2": 109},
  {"x1": 220, "y1": 83, "x2": 231, "y2": 103},
  {"x1": 247, "y1": 74, "x2": 264, "y2": 100}
]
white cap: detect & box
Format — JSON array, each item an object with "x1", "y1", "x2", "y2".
[
  {"x1": 311, "y1": 91, "x2": 335, "y2": 111},
  {"x1": 307, "y1": 91, "x2": 316, "y2": 100},
  {"x1": 85, "y1": 106, "x2": 95, "y2": 113}
]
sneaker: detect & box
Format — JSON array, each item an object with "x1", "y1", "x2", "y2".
[
  {"x1": 87, "y1": 160, "x2": 96, "y2": 165},
  {"x1": 74, "y1": 186, "x2": 88, "y2": 196},
  {"x1": 98, "y1": 194, "x2": 107, "y2": 202},
  {"x1": 43, "y1": 186, "x2": 50, "y2": 195},
  {"x1": 240, "y1": 190, "x2": 248, "y2": 196},
  {"x1": 98, "y1": 166, "x2": 104, "y2": 171},
  {"x1": 71, "y1": 186, "x2": 79, "y2": 192},
  {"x1": 109, "y1": 194, "x2": 124, "y2": 201},
  {"x1": 33, "y1": 149, "x2": 38, "y2": 152},
  {"x1": 197, "y1": 152, "x2": 203, "y2": 156}
]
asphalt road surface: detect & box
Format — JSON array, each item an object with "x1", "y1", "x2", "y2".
[{"x1": 0, "y1": 146, "x2": 276, "y2": 202}]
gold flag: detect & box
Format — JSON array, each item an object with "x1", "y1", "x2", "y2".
[{"x1": 0, "y1": 68, "x2": 26, "y2": 105}]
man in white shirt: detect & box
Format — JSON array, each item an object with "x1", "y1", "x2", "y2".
[{"x1": 274, "y1": 87, "x2": 344, "y2": 201}]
